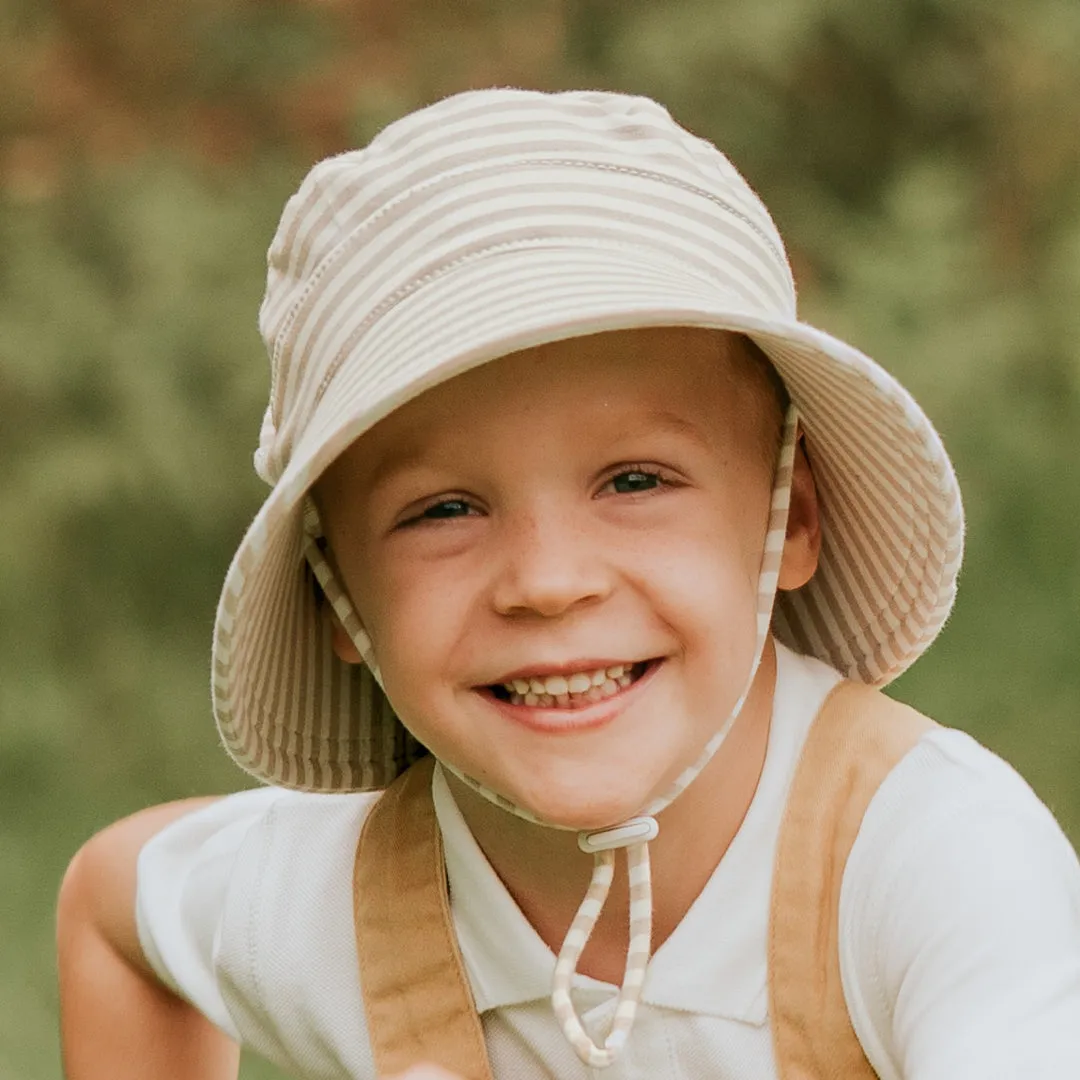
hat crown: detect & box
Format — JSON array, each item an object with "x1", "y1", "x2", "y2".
[{"x1": 253, "y1": 88, "x2": 795, "y2": 484}]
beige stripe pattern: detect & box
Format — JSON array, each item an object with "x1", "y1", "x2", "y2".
[{"x1": 211, "y1": 86, "x2": 965, "y2": 1061}]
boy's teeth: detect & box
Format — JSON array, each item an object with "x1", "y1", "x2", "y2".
[
  {"x1": 502, "y1": 663, "x2": 642, "y2": 704},
  {"x1": 546, "y1": 675, "x2": 569, "y2": 696}
]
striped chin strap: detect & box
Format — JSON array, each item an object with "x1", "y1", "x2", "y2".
[{"x1": 304, "y1": 403, "x2": 799, "y2": 1069}]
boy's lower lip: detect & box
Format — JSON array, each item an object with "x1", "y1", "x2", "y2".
[{"x1": 480, "y1": 659, "x2": 661, "y2": 734}]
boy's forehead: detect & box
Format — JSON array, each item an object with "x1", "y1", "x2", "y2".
[{"x1": 382, "y1": 326, "x2": 747, "y2": 420}]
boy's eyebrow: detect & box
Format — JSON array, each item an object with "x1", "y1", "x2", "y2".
[
  {"x1": 363, "y1": 443, "x2": 432, "y2": 493},
  {"x1": 637, "y1": 409, "x2": 706, "y2": 439},
  {"x1": 612, "y1": 408, "x2": 714, "y2": 452},
  {"x1": 361, "y1": 409, "x2": 710, "y2": 492}
]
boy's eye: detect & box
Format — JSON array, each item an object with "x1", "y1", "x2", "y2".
[
  {"x1": 608, "y1": 470, "x2": 662, "y2": 494},
  {"x1": 421, "y1": 498, "x2": 474, "y2": 520}
]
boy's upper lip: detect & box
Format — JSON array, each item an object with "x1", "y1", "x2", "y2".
[{"x1": 483, "y1": 657, "x2": 652, "y2": 684}]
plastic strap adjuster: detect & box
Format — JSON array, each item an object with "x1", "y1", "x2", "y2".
[{"x1": 578, "y1": 816, "x2": 659, "y2": 854}]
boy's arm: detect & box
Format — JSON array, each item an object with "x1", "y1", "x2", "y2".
[{"x1": 57, "y1": 799, "x2": 241, "y2": 1080}]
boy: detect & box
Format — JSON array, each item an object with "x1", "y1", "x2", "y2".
[{"x1": 57, "y1": 89, "x2": 1080, "y2": 1079}]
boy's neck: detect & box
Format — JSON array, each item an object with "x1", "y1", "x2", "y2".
[{"x1": 444, "y1": 642, "x2": 777, "y2": 985}]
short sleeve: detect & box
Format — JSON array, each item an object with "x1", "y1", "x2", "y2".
[
  {"x1": 841, "y1": 728, "x2": 1080, "y2": 1080},
  {"x1": 136, "y1": 786, "x2": 287, "y2": 1039}
]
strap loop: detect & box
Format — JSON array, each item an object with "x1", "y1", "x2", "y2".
[{"x1": 550, "y1": 840, "x2": 654, "y2": 1068}]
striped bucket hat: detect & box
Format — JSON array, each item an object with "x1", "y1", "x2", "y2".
[{"x1": 214, "y1": 85, "x2": 964, "y2": 799}]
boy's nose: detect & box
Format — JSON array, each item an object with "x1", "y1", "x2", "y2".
[{"x1": 490, "y1": 512, "x2": 613, "y2": 619}]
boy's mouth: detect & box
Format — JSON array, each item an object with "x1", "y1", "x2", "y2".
[{"x1": 486, "y1": 660, "x2": 652, "y2": 710}]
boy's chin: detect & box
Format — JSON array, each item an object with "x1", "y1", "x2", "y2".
[{"x1": 507, "y1": 771, "x2": 661, "y2": 833}]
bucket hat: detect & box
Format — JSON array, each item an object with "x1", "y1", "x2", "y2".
[{"x1": 214, "y1": 86, "x2": 963, "y2": 795}]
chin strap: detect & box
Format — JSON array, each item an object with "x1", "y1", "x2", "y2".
[
  {"x1": 304, "y1": 404, "x2": 799, "y2": 1069},
  {"x1": 548, "y1": 819, "x2": 658, "y2": 1066},
  {"x1": 301, "y1": 500, "x2": 384, "y2": 682}
]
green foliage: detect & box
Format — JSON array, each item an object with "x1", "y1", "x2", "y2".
[
  {"x1": 1, "y1": 1, "x2": 1077, "y2": 1076},
  {"x1": 0, "y1": 159, "x2": 298, "y2": 1078}
]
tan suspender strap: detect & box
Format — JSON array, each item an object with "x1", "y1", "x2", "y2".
[
  {"x1": 354, "y1": 755, "x2": 494, "y2": 1080},
  {"x1": 769, "y1": 680, "x2": 937, "y2": 1080}
]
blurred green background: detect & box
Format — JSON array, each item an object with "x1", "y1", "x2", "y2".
[{"x1": 2, "y1": 0, "x2": 1078, "y2": 1076}]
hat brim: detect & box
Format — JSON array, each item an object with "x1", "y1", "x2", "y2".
[{"x1": 214, "y1": 242, "x2": 963, "y2": 791}]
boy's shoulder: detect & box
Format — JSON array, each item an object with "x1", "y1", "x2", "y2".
[
  {"x1": 138, "y1": 783, "x2": 382, "y2": 1073},
  {"x1": 840, "y1": 715, "x2": 1080, "y2": 1077},
  {"x1": 832, "y1": 672, "x2": 1078, "y2": 940},
  {"x1": 775, "y1": 644, "x2": 1058, "y2": 841},
  {"x1": 854, "y1": 712, "x2": 1072, "y2": 868}
]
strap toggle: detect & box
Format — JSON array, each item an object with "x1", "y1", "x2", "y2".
[{"x1": 578, "y1": 816, "x2": 659, "y2": 854}]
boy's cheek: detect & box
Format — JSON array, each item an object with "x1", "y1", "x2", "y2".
[{"x1": 360, "y1": 523, "x2": 762, "y2": 687}]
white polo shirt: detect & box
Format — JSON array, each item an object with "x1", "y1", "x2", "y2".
[{"x1": 136, "y1": 645, "x2": 1080, "y2": 1079}]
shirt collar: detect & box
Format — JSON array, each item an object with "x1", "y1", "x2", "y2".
[
  {"x1": 434, "y1": 643, "x2": 843, "y2": 1021},
  {"x1": 433, "y1": 763, "x2": 554, "y2": 1010}
]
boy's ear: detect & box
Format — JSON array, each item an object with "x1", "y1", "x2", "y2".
[
  {"x1": 329, "y1": 614, "x2": 365, "y2": 665},
  {"x1": 777, "y1": 432, "x2": 821, "y2": 592}
]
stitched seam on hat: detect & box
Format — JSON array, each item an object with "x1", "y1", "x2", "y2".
[
  {"x1": 270, "y1": 163, "x2": 473, "y2": 372},
  {"x1": 310, "y1": 241, "x2": 511, "y2": 401},
  {"x1": 270, "y1": 155, "x2": 788, "y2": 377},
  {"x1": 532, "y1": 158, "x2": 788, "y2": 268},
  {"x1": 310, "y1": 234, "x2": 700, "y2": 405},
  {"x1": 271, "y1": 155, "x2": 585, "y2": 370}
]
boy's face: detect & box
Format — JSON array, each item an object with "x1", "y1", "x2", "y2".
[{"x1": 316, "y1": 327, "x2": 815, "y2": 829}]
